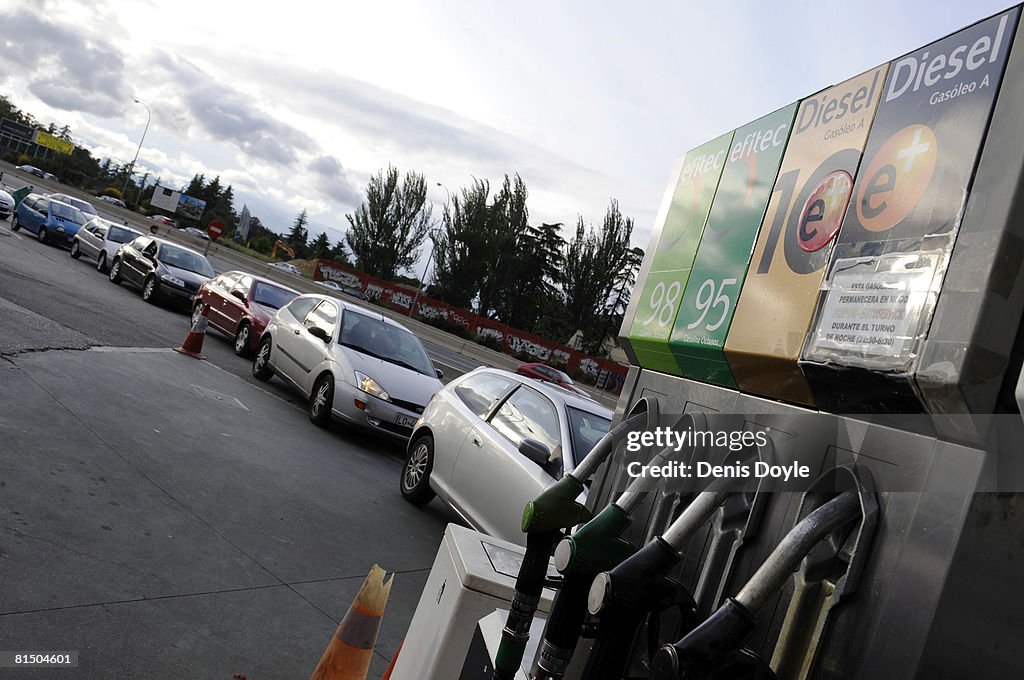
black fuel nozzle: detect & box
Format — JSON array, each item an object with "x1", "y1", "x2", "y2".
[
  {"x1": 650, "y1": 487, "x2": 865, "y2": 680},
  {"x1": 579, "y1": 537, "x2": 697, "y2": 680}
]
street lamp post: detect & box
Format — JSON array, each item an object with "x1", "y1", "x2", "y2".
[
  {"x1": 121, "y1": 98, "x2": 151, "y2": 206},
  {"x1": 409, "y1": 183, "x2": 450, "y2": 317}
]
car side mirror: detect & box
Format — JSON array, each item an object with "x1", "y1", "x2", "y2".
[
  {"x1": 519, "y1": 438, "x2": 551, "y2": 468},
  {"x1": 308, "y1": 326, "x2": 331, "y2": 343},
  {"x1": 435, "y1": 368, "x2": 444, "y2": 380},
  {"x1": 231, "y1": 289, "x2": 246, "y2": 302}
]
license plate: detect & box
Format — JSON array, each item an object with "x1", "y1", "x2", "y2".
[{"x1": 395, "y1": 413, "x2": 417, "y2": 428}]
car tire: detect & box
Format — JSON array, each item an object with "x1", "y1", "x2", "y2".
[
  {"x1": 252, "y1": 336, "x2": 274, "y2": 382},
  {"x1": 108, "y1": 257, "x2": 123, "y2": 284},
  {"x1": 308, "y1": 373, "x2": 334, "y2": 428},
  {"x1": 233, "y1": 321, "x2": 252, "y2": 357},
  {"x1": 142, "y1": 276, "x2": 160, "y2": 303},
  {"x1": 96, "y1": 251, "x2": 107, "y2": 273},
  {"x1": 401, "y1": 435, "x2": 437, "y2": 505},
  {"x1": 10, "y1": 214, "x2": 19, "y2": 231},
  {"x1": 37, "y1": 227, "x2": 47, "y2": 243},
  {"x1": 70, "y1": 241, "x2": 81, "y2": 259}
]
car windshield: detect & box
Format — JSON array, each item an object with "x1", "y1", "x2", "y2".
[
  {"x1": 566, "y1": 406, "x2": 611, "y2": 464},
  {"x1": 107, "y1": 226, "x2": 137, "y2": 244},
  {"x1": 252, "y1": 282, "x2": 297, "y2": 310},
  {"x1": 158, "y1": 244, "x2": 215, "y2": 277},
  {"x1": 339, "y1": 312, "x2": 434, "y2": 376},
  {"x1": 50, "y1": 202, "x2": 88, "y2": 225}
]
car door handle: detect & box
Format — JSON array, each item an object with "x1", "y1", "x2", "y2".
[
  {"x1": 293, "y1": 329, "x2": 301, "y2": 335},
  {"x1": 472, "y1": 436, "x2": 482, "y2": 448}
]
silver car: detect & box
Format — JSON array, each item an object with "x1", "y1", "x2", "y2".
[
  {"x1": 71, "y1": 218, "x2": 143, "y2": 272},
  {"x1": 252, "y1": 294, "x2": 444, "y2": 439},
  {"x1": 400, "y1": 368, "x2": 613, "y2": 544}
]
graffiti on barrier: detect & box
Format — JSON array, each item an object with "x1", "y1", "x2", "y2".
[{"x1": 507, "y1": 335, "x2": 552, "y2": 361}]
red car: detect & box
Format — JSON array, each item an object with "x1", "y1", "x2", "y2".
[
  {"x1": 192, "y1": 271, "x2": 300, "y2": 356},
  {"x1": 149, "y1": 214, "x2": 178, "y2": 228},
  {"x1": 515, "y1": 362, "x2": 589, "y2": 396}
]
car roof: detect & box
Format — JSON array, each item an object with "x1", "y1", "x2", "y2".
[
  {"x1": 221, "y1": 270, "x2": 301, "y2": 295},
  {"x1": 146, "y1": 236, "x2": 207, "y2": 258},
  {"x1": 293, "y1": 293, "x2": 415, "y2": 332},
  {"x1": 463, "y1": 367, "x2": 611, "y2": 417}
]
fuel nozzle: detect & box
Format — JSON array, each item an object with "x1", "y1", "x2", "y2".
[
  {"x1": 492, "y1": 397, "x2": 659, "y2": 680},
  {"x1": 651, "y1": 475, "x2": 873, "y2": 680}
]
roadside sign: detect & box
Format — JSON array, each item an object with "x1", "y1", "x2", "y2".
[{"x1": 207, "y1": 220, "x2": 224, "y2": 241}]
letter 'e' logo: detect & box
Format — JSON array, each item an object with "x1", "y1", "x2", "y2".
[
  {"x1": 856, "y1": 124, "x2": 938, "y2": 232},
  {"x1": 798, "y1": 170, "x2": 853, "y2": 253}
]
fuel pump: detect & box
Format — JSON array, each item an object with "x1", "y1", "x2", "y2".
[
  {"x1": 532, "y1": 413, "x2": 710, "y2": 680},
  {"x1": 579, "y1": 443, "x2": 772, "y2": 680},
  {"x1": 490, "y1": 397, "x2": 661, "y2": 680},
  {"x1": 650, "y1": 466, "x2": 877, "y2": 680}
]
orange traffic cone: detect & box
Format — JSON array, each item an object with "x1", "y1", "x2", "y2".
[
  {"x1": 379, "y1": 640, "x2": 402, "y2": 680},
  {"x1": 175, "y1": 304, "x2": 209, "y2": 359},
  {"x1": 311, "y1": 564, "x2": 393, "y2": 680}
]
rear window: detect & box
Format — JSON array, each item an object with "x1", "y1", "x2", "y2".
[
  {"x1": 107, "y1": 226, "x2": 138, "y2": 244},
  {"x1": 254, "y1": 282, "x2": 298, "y2": 310}
]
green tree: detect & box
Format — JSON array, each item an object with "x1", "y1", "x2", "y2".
[
  {"x1": 329, "y1": 239, "x2": 350, "y2": 265},
  {"x1": 432, "y1": 178, "x2": 493, "y2": 309},
  {"x1": 345, "y1": 165, "x2": 432, "y2": 279},
  {"x1": 286, "y1": 209, "x2": 310, "y2": 257},
  {"x1": 310, "y1": 232, "x2": 331, "y2": 259},
  {"x1": 562, "y1": 199, "x2": 638, "y2": 354}
]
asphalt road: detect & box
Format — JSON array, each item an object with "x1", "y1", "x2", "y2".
[{"x1": 0, "y1": 215, "x2": 463, "y2": 678}]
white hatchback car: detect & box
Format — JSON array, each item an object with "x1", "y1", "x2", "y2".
[
  {"x1": 400, "y1": 368, "x2": 613, "y2": 544},
  {"x1": 252, "y1": 294, "x2": 444, "y2": 439},
  {"x1": 70, "y1": 218, "x2": 143, "y2": 272}
]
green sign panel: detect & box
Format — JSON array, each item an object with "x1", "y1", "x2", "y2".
[
  {"x1": 669, "y1": 103, "x2": 798, "y2": 386},
  {"x1": 627, "y1": 131, "x2": 733, "y2": 373}
]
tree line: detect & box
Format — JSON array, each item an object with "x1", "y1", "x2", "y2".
[{"x1": 0, "y1": 95, "x2": 642, "y2": 355}]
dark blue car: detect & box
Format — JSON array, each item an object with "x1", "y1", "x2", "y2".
[{"x1": 10, "y1": 193, "x2": 89, "y2": 248}]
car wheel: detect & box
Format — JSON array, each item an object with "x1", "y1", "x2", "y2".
[
  {"x1": 401, "y1": 435, "x2": 437, "y2": 505},
  {"x1": 108, "y1": 257, "x2": 123, "y2": 284},
  {"x1": 70, "y1": 240, "x2": 81, "y2": 259},
  {"x1": 308, "y1": 373, "x2": 334, "y2": 428},
  {"x1": 142, "y1": 276, "x2": 160, "y2": 303},
  {"x1": 252, "y1": 336, "x2": 274, "y2": 381},
  {"x1": 233, "y1": 321, "x2": 252, "y2": 357},
  {"x1": 96, "y1": 251, "x2": 107, "y2": 273},
  {"x1": 9, "y1": 213, "x2": 19, "y2": 231},
  {"x1": 37, "y1": 227, "x2": 47, "y2": 243}
]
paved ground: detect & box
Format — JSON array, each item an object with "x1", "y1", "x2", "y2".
[{"x1": 0, "y1": 216, "x2": 463, "y2": 678}]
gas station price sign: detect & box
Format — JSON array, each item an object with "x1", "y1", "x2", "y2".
[
  {"x1": 723, "y1": 65, "x2": 888, "y2": 406},
  {"x1": 626, "y1": 132, "x2": 733, "y2": 374},
  {"x1": 802, "y1": 7, "x2": 1020, "y2": 410},
  {"x1": 668, "y1": 103, "x2": 797, "y2": 387}
]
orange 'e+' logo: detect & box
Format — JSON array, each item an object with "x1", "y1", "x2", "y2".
[
  {"x1": 856, "y1": 124, "x2": 938, "y2": 233},
  {"x1": 798, "y1": 170, "x2": 853, "y2": 253}
]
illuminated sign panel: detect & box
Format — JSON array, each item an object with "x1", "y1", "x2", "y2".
[
  {"x1": 669, "y1": 103, "x2": 797, "y2": 387},
  {"x1": 626, "y1": 131, "x2": 733, "y2": 374},
  {"x1": 801, "y1": 7, "x2": 1021, "y2": 412},
  {"x1": 723, "y1": 65, "x2": 888, "y2": 406}
]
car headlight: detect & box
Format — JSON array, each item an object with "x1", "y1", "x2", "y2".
[
  {"x1": 162, "y1": 275, "x2": 185, "y2": 287},
  {"x1": 354, "y1": 371, "x2": 390, "y2": 401}
]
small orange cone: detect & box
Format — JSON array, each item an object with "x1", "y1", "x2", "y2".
[
  {"x1": 311, "y1": 564, "x2": 393, "y2": 680},
  {"x1": 175, "y1": 304, "x2": 209, "y2": 359}
]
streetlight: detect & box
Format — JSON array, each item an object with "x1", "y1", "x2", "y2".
[
  {"x1": 121, "y1": 98, "x2": 151, "y2": 205},
  {"x1": 409, "y1": 183, "x2": 450, "y2": 317}
]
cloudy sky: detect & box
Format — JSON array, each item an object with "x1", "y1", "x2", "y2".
[{"x1": 0, "y1": 0, "x2": 1014, "y2": 268}]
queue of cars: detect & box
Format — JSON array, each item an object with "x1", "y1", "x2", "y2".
[{"x1": 2, "y1": 185, "x2": 614, "y2": 547}]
